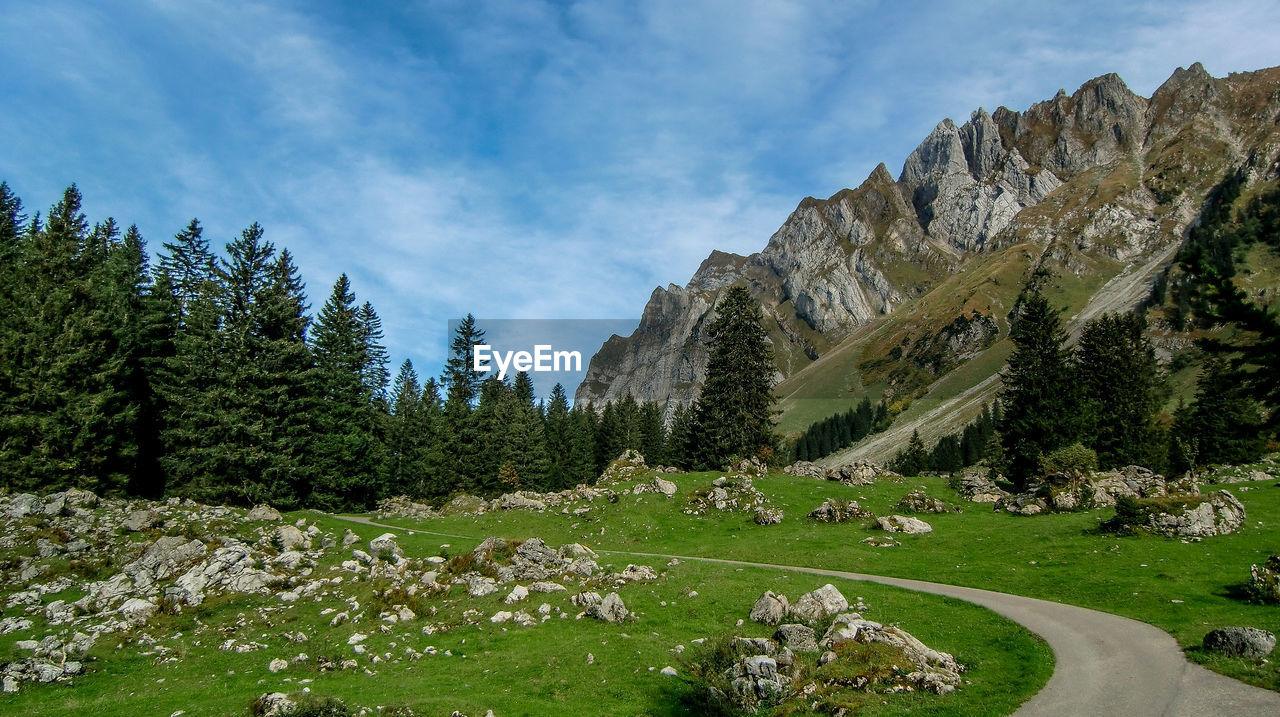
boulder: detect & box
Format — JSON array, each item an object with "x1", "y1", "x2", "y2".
[
  {"x1": 749, "y1": 591, "x2": 790, "y2": 625},
  {"x1": 1146, "y1": 491, "x2": 1245, "y2": 538},
  {"x1": 5, "y1": 493, "x2": 42, "y2": 519},
  {"x1": 729, "y1": 457, "x2": 767, "y2": 478},
  {"x1": 1203, "y1": 627, "x2": 1276, "y2": 658},
  {"x1": 246, "y1": 505, "x2": 282, "y2": 521},
  {"x1": 876, "y1": 515, "x2": 933, "y2": 534},
  {"x1": 784, "y1": 461, "x2": 828, "y2": 479},
  {"x1": 119, "y1": 597, "x2": 158, "y2": 624},
  {"x1": 1248, "y1": 556, "x2": 1280, "y2": 604},
  {"x1": 773, "y1": 624, "x2": 819, "y2": 653},
  {"x1": 808, "y1": 499, "x2": 872, "y2": 523},
  {"x1": 587, "y1": 592, "x2": 629, "y2": 622},
  {"x1": 895, "y1": 489, "x2": 956, "y2": 514},
  {"x1": 498, "y1": 492, "x2": 546, "y2": 511},
  {"x1": 274, "y1": 525, "x2": 308, "y2": 550},
  {"x1": 369, "y1": 533, "x2": 403, "y2": 560},
  {"x1": 653, "y1": 477, "x2": 679, "y2": 497},
  {"x1": 790, "y1": 584, "x2": 849, "y2": 623},
  {"x1": 122, "y1": 509, "x2": 160, "y2": 532},
  {"x1": 619, "y1": 564, "x2": 658, "y2": 581},
  {"x1": 467, "y1": 576, "x2": 498, "y2": 598},
  {"x1": 754, "y1": 507, "x2": 784, "y2": 525}
]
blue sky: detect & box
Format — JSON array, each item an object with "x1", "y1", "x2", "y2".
[{"x1": 2, "y1": 0, "x2": 1278, "y2": 392}]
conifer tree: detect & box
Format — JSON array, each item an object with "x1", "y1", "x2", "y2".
[
  {"x1": 998, "y1": 285, "x2": 1080, "y2": 488},
  {"x1": 667, "y1": 402, "x2": 694, "y2": 469},
  {"x1": 1172, "y1": 356, "x2": 1266, "y2": 468},
  {"x1": 357, "y1": 301, "x2": 390, "y2": 407},
  {"x1": 158, "y1": 218, "x2": 218, "y2": 315},
  {"x1": 690, "y1": 286, "x2": 778, "y2": 468},
  {"x1": 891, "y1": 430, "x2": 929, "y2": 476},
  {"x1": 442, "y1": 314, "x2": 486, "y2": 406},
  {"x1": 544, "y1": 383, "x2": 575, "y2": 489},
  {"x1": 1076, "y1": 313, "x2": 1162, "y2": 469},
  {"x1": 310, "y1": 274, "x2": 382, "y2": 510}
]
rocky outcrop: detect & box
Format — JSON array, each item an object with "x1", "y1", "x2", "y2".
[
  {"x1": 576, "y1": 64, "x2": 1280, "y2": 418},
  {"x1": 876, "y1": 515, "x2": 934, "y2": 534},
  {"x1": 1145, "y1": 491, "x2": 1245, "y2": 538}
]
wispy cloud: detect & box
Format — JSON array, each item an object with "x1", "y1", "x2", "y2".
[{"x1": 2, "y1": 0, "x2": 1278, "y2": 383}]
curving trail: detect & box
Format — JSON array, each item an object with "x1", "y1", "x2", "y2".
[{"x1": 329, "y1": 514, "x2": 1280, "y2": 716}]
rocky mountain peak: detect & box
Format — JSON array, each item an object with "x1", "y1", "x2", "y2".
[{"x1": 575, "y1": 64, "x2": 1280, "y2": 412}]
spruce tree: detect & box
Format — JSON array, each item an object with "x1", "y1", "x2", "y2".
[
  {"x1": 998, "y1": 286, "x2": 1080, "y2": 488},
  {"x1": 690, "y1": 286, "x2": 778, "y2": 469},
  {"x1": 158, "y1": 218, "x2": 218, "y2": 315},
  {"x1": 1172, "y1": 356, "x2": 1266, "y2": 468},
  {"x1": 357, "y1": 301, "x2": 390, "y2": 406},
  {"x1": 544, "y1": 383, "x2": 574, "y2": 489},
  {"x1": 891, "y1": 430, "x2": 929, "y2": 476},
  {"x1": 667, "y1": 402, "x2": 694, "y2": 469},
  {"x1": 442, "y1": 314, "x2": 486, "y2": 406},
  {"x1": 1076, "y1": 313, "x2": 1162, "y2": 469},
  {"x1": 310, "y1": 274, "x2": 383, "y2": 510}
]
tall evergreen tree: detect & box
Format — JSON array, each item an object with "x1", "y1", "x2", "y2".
[
  {"x1": 1172, "y1": 356, "x2": 1266, "y2": 468},
  {"x1": 310, "y1": 274, "x2": 382, "y2": 510},
  {"x1": 1076, "y1": 313, "x2": 1163, "y2": 469},
  {"x1": 357, "y1": 301, "x2": 390, "y2": 406},
  {"x1": 689, "y1": 286, "x2": 778, "y2": 469},
  {"x1": 998, "y1": 284, "x2": 1080, "y2": 488},
  {"x1": 158, "y1": 218, "x2": 218, "y2": 315},
  {"x1": 442, "y1": 314, "x2": 486, "y2": 406}
]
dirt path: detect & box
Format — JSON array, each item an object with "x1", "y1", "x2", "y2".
[{"x1": 328, "y1": 514, "x2": 1280, "y2": 716}]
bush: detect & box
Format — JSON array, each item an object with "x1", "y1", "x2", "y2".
[
  {"x1": 1039, "y1": 443, "x2": 1098, "y2": 476},
  {"x1": 1099, "y1": 496, "x2": 1146, "y2": 535}
]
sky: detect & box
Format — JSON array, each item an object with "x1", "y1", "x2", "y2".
[{"x1": 2, "y1": 0, "x2": 1278, "y2": 395}]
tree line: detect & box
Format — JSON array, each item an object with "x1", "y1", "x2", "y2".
[{"x1": 0, "y1": 183, "x2": 782, "y2": 510}]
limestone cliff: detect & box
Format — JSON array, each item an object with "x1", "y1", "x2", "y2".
[{"x1": 576, "y1": 64, "x2": 1280, "y2": 414}]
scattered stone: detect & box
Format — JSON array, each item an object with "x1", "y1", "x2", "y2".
[
  {"x1": 660, "y1": 665, "x2": 678, "y2": 676},
  {"x1": 619, "y1": 564, "x2": 658, "y2": 581},
  {"x1": 790, "y1": 584, "x2": 849, "y2": 623},
  {"x1": 267, "y1": 658, "x2": 288, "y2": 673},
  {"x1": 587, "y1": 592, "x2": 629, "y2": 623},
  {"x1": 1145, "y1": 491, "x2": 1245, "y2": 538},
  {"x1": 773, "y1": 624, "x2": 819, "y2": 653},
  {"x1": 1203, "y1": 627, "x2": 1276, "y2": 658},
  {"x1": 876, "y1": 515, "x2": 933, "y2": 534},
  {"x1": 505, "y1": 585, "x2": 529, "y2": 604},
  {"x1": 895, "y1": 489, "x2": 957, "y2": 514},
  {"x1": 784, "y1": 461, "x2": 827, "y2": 479},
  {"x1": 1248, "y1": 556, "x2": 1280, "y2": 604},
  {"x1": 369, "y1": 533, "x2": 403, "y2": 560},
  {"x1": 246, "y1": 505, "x2": 282, "y2": 521},
  {"x1": 754, "y1": 507, "x2": 784, "y2": 525},
  {"x1": 808, "y1": 498, "x2": 872, "y2": 523},
  {"x1": 123, "y1": 509, "x2": 160, "y2": 532},
  {"x1": 860, "y1": 536, "x2": 900, "y2": 548},
  {"x1": 653, "y1": 477, "x2": 679, "y2": 497},
  {"x1": 750, "y1": 591, "x2": 790, "y2": 625}
]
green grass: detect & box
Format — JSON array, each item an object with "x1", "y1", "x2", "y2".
[
  {"x1": 7, "y1": 465, "x2": 1276, "y2": 715},
  {"x1": 0, "y1": 489, "x2": 1051, "y2": 717},
  {"x1": 366, "y1": 468, "x2": 1280, "y2": 692}
]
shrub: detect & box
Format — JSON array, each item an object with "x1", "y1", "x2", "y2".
[
  {"x1": 1099, "y1": 496, "x2": 1146, "y2": 535},
  {"x1": 1040, "y1": 443, "x2": 1098, "y2": 476}
]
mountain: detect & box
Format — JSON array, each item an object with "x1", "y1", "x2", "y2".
[{"x1": 575, "y1": 63, "x2": 1280, "y2": 461}]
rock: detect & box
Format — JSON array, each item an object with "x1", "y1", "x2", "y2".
[
  {"x1": 790, "y1": 584, "x2": 849, "y2": 623},
  {"x1": 587, "y1": 592, "x2": 629, "y2": 622},
  {"x1": 529, "y1": 581, "x2": 567, "y2": 593},
  {"x1": 774, "y1": 624, "x2": 819, "y2": 653},
  {"x1": 860, "y1": 536, "x2": 900, "y2": 548},
  {"x1": 1145, "y1": 491, "x2": 1245, "y2": 538},
  {"x1": 515, "y1": 538, "x2": 560, "y2": 566},
  {"x1": 369, "y1": 533, "x2": 403, "y2": 560},
  {"x1": 725, "y1": 654, "x2": 789, "y2": 710},
  {"x1": 268, "y1": 658, "x2": 288, "y2": 673},
  {"x1": 119, "y1": 597, "x2": 158, "y2": 624},
  {"x1": 754, "y1": 507, "x2": 784, "y2": 525},
  {"x1": 5, "y1": 493, "x2": 42, "y2": 518},
  {"x1": 123, "y1": 509, "x2": 160, "y2": 532},
  {"x1": 619, "y1": 564, "x2": 658, "y2": 581},
  {"x1": 125, "y1": 536, "x2": 208, "y2": 592},
  {"x1": 467, "y1": 576, "x2": 498, "y2": 598},
  {"x1": 1203, "y1": 627, "x2": 1276, "y2": 658},
  {"x1": 246, "y1": 505, "x2": 282, "y2": 521},
  {"x1": 895, "y1": 489, "x2": 956, "y2": 514},
  {"x1": 750, "y1": 591, "x2": 790, "y2": 625},
  {"x1": 505, "y1": 585, "x2": 529, "y2": 604},
  {"x1": 653, "y1": 477, "x2": 678, "y2": 496},
  {"x1": 341, "y1": 529, "x2": 361, "y2": 548},
  {"x1": 490, "y1": 611, "x2": 513, "y2": 624},
  {"x1": 660, "y1": 665, "x2": 678, "y2": 677},
  {"x1": 729, "y1": 456, "x2": 767, "y2": 478},
  {"x1": 828, "y1": 462, "x2": 896, "y2": 485},
  {"x1": 876, "y1": 515, "x2": 933, "y2": 534},
  {"x1": 254, "y1": 693, "x2": 296, "y2": 717},
  {"x1": 784, "y1": 461, "x2": 828, "y2": 479},
  {"x1": 1248, "y1": 556, "x2": 1280, "y2": 604},
  {"x1": 807, "y1": 498, "x2": 872, "y2": 523},
  {"x1": 598, "y1": 449, "x2": 648, "y2": 484},
  {"x1": 274, "y1": 525, "x2": 307, "y2": 550},
  {"x1": 956, "y1": 469, "x2": 1010, "y2": 503},
  {"x1": 498, "y1": 492, "x2": 547, "y2": 511}
]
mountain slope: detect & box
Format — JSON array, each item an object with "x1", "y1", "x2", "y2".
[{"x1": 576, "y1": 64, "x2": 1280, "y2": 457}]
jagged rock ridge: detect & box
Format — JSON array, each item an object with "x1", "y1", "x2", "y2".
[{"x1": 576, "y1": 64, "x2": 1280, "y2": 411}]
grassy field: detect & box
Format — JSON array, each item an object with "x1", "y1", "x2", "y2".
[
  {"x1": 369, "y1": 467, "x2": 1280, "y2": 691},
  {"x1": 2, "y1": 484, "x2": 1052, "y2": 716},
  {"x1": 5, "y1": 464, "x2": 1276, "y2": 715}
]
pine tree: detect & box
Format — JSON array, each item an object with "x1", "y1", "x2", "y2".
[
  {"x1": 1076, "y1": 313, "x2": 1163, "y2": 469},
  {"x1": 689, "y1": 286, "x2": 778, "y2": 468},
  {"x1": 442, "y1": 314, "x2": 486, "y2": 406},
  {"x1": 1172, "y1": 356, "x2": 1266, "y2": 468},
  {"x1": 998, "y1": 286, "x2": 1080, "y2": 489},
  {"x1": 310, "y1": 274, "x2": 382, "y2": 510},
  {"x1": 566, "y1": 404, "x2": 599, "y2": 486},
  {"x1": 667, "y1": 402, "x2": 694, "y2": 469},
  {"x1": 385, "y1": 359, "x2": 425, "y2": 496},
  {"x1": 544, "y1": 384, "x2": 575, "y2": 489},
  {"x1": 357, "y1": 301, "x2": 390, "y2": 407},
  {"x1": 891, "y1": 430, "x2": 929, "y2": 476},
  {"x1": 158, "y1": 218, "x2": 218, "y2": 315}
]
